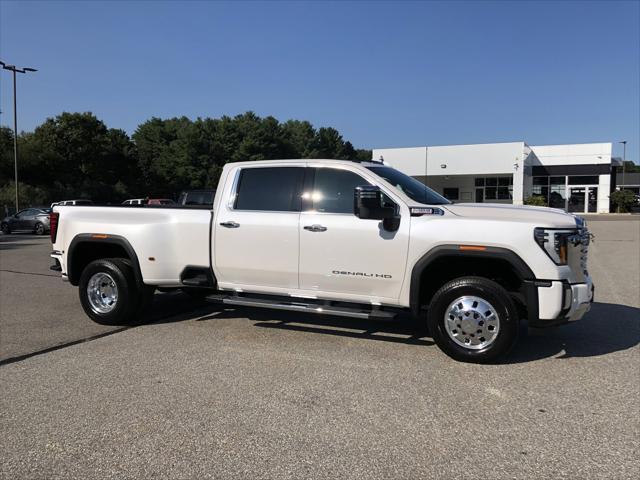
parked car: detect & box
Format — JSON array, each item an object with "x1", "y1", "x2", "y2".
[
  {"x1": 51, "y1": 200, "x2": 93, "y2": 208},
  {"x1": 122, "y1": 198, "x2": 146, "y2": 205},
  {"x1": 1, "y1": 207, "x2": 52, "y2": 235},
  {"x1": 122, "y1": 198, "x2": 176, "y2": 206},
  {"x1": 50, "y1": 159, "x2": 594, "y2": 363},
  {"x1": 178, "y1": 189, "x2": 215, "y2": 206},
  {"x1": 147, "y1": 198, "x2": 175, "y2": 205}
]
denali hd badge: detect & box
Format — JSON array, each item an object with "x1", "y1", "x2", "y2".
[
  {"x1": 411, "y1": 207, "x2": 445, "y2": 216},
  {"x1": 332, "y1": 270, "x2": 392, "y2": 279}
]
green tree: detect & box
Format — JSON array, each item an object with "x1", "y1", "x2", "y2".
[
  {"x1": 25, "y1": 112, "x2": 136, "y2": 201},
  {"x1": 610, "y1": 189, "x2": 637, "y2": 213},
  {"x1": 281, "y1": 120, "x2": 316, "y2": 157},
  {"x1": 133, "y1": 116, "x2": 200, "y2": 194},
  {"x1": 132, "y1": 112, "x2": 372, "y2": 194},
  {"x1": 0, "y1": 127, "x2": 15, "y2": 186},
  {"x1": 2, "y1": 110, "x2": 371, "y2": 204},
  {"x1": 619, "y1": 161, "x2": 640, "y2": 173},
  {"x1": 0, "y1": 181, "x2": 49, "y2": 211},
  {"x1": 230, "y1": 112, "x2": 296, "y2": 162}
]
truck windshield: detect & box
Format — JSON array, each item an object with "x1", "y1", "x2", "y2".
[{"x1": 367, "y1": 166, "x2": 450, "y2": 205}]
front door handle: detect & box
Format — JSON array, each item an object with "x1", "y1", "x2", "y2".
[
  {"x1": 220, "y1": 221, "x2": 240, "y2": 228},
  {"x1": 304, "y1": 224, "x2": 327, "y2": 232}
]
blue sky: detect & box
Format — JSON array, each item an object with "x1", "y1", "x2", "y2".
[{"x1": 1, "y1": 0, "x2": 638, "y2": 161}]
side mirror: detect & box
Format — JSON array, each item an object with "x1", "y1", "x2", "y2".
[{"x1": 354, "y1": 185, "x2": 400, "y2": 231}]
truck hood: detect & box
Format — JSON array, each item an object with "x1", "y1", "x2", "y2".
[{"x1": 442, "y1": 203, "x2": 579, "y2": 228}]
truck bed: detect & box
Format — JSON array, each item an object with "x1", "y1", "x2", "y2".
[{"x1": 52, "y1": 205, "x2": 212, "y2": 286}]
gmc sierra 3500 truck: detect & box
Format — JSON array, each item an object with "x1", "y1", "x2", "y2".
[{"x1": 50, "y1": 159, "x2": 594, "y2": 363}]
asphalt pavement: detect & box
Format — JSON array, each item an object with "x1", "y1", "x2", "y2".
[{"x1": 0, "y1": 219, "x2": 638, "y2": 479}]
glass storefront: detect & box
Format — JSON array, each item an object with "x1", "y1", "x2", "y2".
[{"x1": 532, "y1": 175, "x2": 599, "y2": 213}]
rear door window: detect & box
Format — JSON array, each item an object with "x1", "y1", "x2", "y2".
[{"x1": 234, "y1": 167, "x2": 304, "y2": 212}]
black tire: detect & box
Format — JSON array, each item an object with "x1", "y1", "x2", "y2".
[
  {"x1": 34, "y1": 222, "x2": 45, "y2": 235},
  {"x1": 110, "y1": 258, "x2": 156, "y2": 319},
  {"x1": 78, "y1": 258, "x2": 140, "y2": 325},
  {"x1": 427, "y1": 276, "x2": 520, "y2": 363},
  {"x1": 1, "y1": 223, "x2": 10, "y2": 234}
]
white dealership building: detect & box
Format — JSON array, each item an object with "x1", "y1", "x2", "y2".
[{"x1": 372, "y1": 142, "x2": 617, "y2": 214}]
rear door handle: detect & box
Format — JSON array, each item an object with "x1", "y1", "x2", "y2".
[
  {"x1": 304, "y1": 224, "x2": 327, "y2": 232},
  {"x1": 220, "y1": 221, "x2": 240, "y2": 228}
]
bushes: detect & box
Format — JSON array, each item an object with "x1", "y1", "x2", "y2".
[
  {"x1": 610, "y1": 189, "x2": 637, "y2": 213},
  {"x1": 524, "y1": 195, "x2": 547, "y2": 207}
]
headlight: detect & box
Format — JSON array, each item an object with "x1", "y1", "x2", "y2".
[{"x1": 534, "y1": 228, "x2": 573, "y2": 265}]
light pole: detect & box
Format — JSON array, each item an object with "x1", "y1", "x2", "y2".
[{"x1": 0, "y1": 61, "x2": 37, "y2": 212}]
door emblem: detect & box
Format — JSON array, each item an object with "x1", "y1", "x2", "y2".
[{"x1": 332, "y1": 270, "x2": 392, "y2": 279}]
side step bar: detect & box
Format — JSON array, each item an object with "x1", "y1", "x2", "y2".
[{"x1": 205, "y1": 294, "x2": 397, "y2": 320}]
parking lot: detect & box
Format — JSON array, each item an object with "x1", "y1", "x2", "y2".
[{"x1": 1, "y1": 218, "x2": 638, "y2": 479}]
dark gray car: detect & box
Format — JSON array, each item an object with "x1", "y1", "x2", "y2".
[{"x1": 1, "y1": 208, "x2": 51, "y2": 235}]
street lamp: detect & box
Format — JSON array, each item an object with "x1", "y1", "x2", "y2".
[
  {"x1": 618, "y1": 140, "x2": 627, "y2": 190},
  {"x1": 0, "y1": 61, "x2": 38, "y2": 212}
]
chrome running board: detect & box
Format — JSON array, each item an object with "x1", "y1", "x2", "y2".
[{"x1": 205, "y1": 294, "x2": 397, "y2": 320}]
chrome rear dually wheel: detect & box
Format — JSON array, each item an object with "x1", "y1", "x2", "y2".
[
  {"x1": 79, "y1": 258, "x2": 142, "y2": 325},
  {"x1": 87, "y1": 272, "x2": 119, "y2": 314}
]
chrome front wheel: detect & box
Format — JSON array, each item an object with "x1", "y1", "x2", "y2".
[
  {"x1": 427, "y1": 277, "x2": 520, "y2": 363},
  {"x1": 444, "y1": 295, "x2": 500, "y2": 350},
  {"x1": 87, "y1": 272, "x2": 119, "y2": 314}
]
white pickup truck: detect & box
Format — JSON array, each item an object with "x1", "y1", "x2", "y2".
[{"x1": 50, "y1": 159, "x2": 594, "y2": 362}]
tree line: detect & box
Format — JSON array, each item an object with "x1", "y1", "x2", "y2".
[{"x1": 0, "y1": 111, "x2": 371, "y2": 209}]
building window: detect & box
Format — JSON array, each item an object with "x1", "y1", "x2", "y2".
[
  {"x1": 550, "y1": 176, "x2": 564, "y2": 185},
  {"x1": 443, "y1": 188, "x2": 459, "y2": 200},
  {"x1": 476, "y1": 176, "x2": 512, "y2": 201},
  {"x1": 533, "y1": 176, "x2": 548, "y2": 186},
  {"x1": 498, "y1": 186, "x2": 512, "y2": 200}
]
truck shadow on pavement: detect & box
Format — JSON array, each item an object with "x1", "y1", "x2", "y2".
[
  {"x1": 192, "y1": 305, "x2": 435, "y2": 346},
  {"x1": 184, "y1": 300, "x2": 638, "y2": 363},
  {"x1": 507, "y1": 302, "x2": 640, "y2": 363}
]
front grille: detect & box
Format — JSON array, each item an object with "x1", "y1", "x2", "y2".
[{"x1": 567, "y1": 228, "x2": 590, "y2": 282}]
